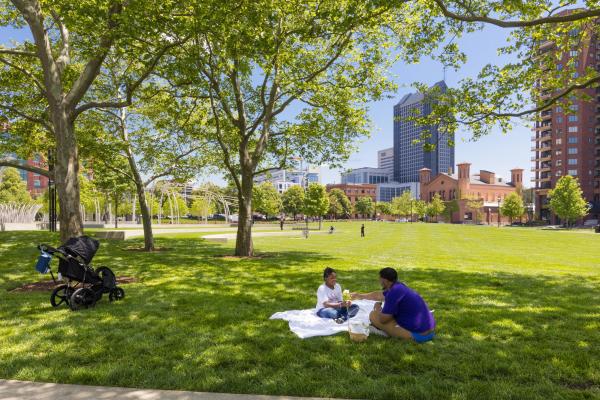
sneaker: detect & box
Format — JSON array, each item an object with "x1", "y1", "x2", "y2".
[
  {"x1": 334, "y1": 318, "x2": 345, "y2": 324},
  {"x1": 369, "y1": 325, "x2": 389, "y2": 337}
]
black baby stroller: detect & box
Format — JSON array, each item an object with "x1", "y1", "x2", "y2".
[{"x1": 36, "y1": 236, "x2": 125, "y2": 311}]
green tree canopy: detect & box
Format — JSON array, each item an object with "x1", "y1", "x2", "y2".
[
  {"x1": 548, "y1": 176, "x2": 590, "y2": 227},
  {"x1": 303, "y1": 183, "x2": 330, "y2": 226},
  {"x1": 328, "y1": 188, "x2": 352, "y2": 219},
  {"x1": 191, "y1": 197, "x2": 216, "y2": 222},
  {"x1": 427, "y1": 193, "x2": 446, "y2": 222},
  {"x1": 253, "y1": 183, "x2": 282, "y2": 218},
  {"x1": 0, "y1": 167, "x2": 31, "y2": 203},
  {"x1": 282, "y1": 185, "x2": 305, "y2": 219},
  {"x1": 354, "y1": 197, "x2": 375, "y2": 219},
  {"x1": 414, "y1": 199, "x2": 429, "y2": 220},
  {"x1": 391, "y1": 191, "x2": 413, "y2": 218},
  {"x1": 375, "y1": 201, "x2": 393, "y2": 216},
  {"x1": 501, "y1": 192, "x2": 525, "y2": 224}
]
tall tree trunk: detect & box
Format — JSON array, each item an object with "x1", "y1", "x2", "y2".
[
  {"x1": 136, "y1": 183, "x2": 155, "y2": 251},
  {"x1": 53, "y1": 116, "x2": 83, "y2": 241},
  {"x1": 235, "y1": 172, "x2": 254, "y2": 256},
  {"x1": 127, "y1": 154, "x2": 154, "y2": 251}
]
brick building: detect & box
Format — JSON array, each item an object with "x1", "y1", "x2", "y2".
[
  {"x1": 533, "y1": 14, "x2": 600, "y2": 222},
  {"x1": 419, "y1": 163, "x2": 524, "y2": 224}
]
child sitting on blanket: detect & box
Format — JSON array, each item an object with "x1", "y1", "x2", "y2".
[{"x1": 316, "y1": 267, "x2": 359, "y2": 324}]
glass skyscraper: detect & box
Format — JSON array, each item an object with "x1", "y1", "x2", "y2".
[{"x1": 393, "y1": 81, "x2": 454, "y2": 183}]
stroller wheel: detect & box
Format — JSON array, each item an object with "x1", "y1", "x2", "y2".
[
  {"x1": 69, "y1": 288, "x2": 96, "y2": 311},
  {"x1": 50, "y1": 285, "x2": 74, "y2": 307},
  {"x1": 109, "y1": 287, "x2": 125, "y2": 302}
]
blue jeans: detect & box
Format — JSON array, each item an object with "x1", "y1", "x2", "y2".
[{"x1": 317, "y1": 304, "x2": 359, "y2": 321}]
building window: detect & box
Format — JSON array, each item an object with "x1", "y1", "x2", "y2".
[
  {"x1": 568, "y1": 126, "x2": 578, "y2": 133},
  {"x1": 556, "y1": 138, "x2": 562, "y2": 145},
  {"x1": 568, "y1": 148, "x2": 578, "y2": 154},
  {"x1": 568, "y1": 158, "x2": 578, "y2": 165},
  {"x1": 556, "y1": 170, "x2": 562, "y2": 177},
  {"x1": 557, "y1": 159, "x2": 563, "y2": 166},
  {"x1": 569, "y1": 50, "x2": 578, "y2": 57},
  {"x1": 568, "y1": 169, "x2": 578, "y2": 176},
  {"x1": 568, "y1": 115, "x2": 578, "y2": 122},
  {"x1": 555, "y1": 106, "x2": 562, "y2": 113},
  {"x1": 568, "y1": 136, "x2": 578, "y2": 144},
  {"x1": 555, "y1": 150, "x2": 562, "y2": 156},
  {"x1": 557, "y1": 116, "x2": 563, "y2": 123}
]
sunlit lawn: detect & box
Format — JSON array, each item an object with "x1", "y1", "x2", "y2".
[{"x1": 0, "y1": 222, "x2": 598, "y2": 399}]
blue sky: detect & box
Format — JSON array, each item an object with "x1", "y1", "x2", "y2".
[
  {"x1": 1, "y1": 23, "x2": 532, "y2": 187},
  {"x1": 320, "y1": 24, "x2": 532, "y2": 186}
]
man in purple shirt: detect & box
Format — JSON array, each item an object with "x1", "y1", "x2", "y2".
[{"x1": 352, "y1": 267, "x2": 435, "y2": 343}]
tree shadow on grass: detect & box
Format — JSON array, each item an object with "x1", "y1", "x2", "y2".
[{"x1": 1, "y1": 248, "x2": 599, "y2": 400}]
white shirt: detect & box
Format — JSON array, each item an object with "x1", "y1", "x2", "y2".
[{"x1": 316, "y1": 283, "x2": 342, "y2": 310}]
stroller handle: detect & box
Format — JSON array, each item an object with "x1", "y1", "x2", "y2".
[{"x1": 38, "y1": 244, "x2": 62, "y2": 255}]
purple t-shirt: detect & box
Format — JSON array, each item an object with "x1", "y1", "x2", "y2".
[{"x1": 382, "y1": 282, "x2": 435, "y2": 333}]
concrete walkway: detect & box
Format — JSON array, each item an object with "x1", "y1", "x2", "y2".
[
  {"x1": 0, "y1": 380, "x2": 350, "y2": 400},
  {"x1": 203, "y1": 230, "x2": 329, "y2": 242}
]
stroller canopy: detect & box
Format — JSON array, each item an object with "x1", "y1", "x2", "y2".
[{"x1": 58, "y1": 236, "x2": 100, "y2": 264}]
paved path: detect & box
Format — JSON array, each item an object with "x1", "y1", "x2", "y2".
[
  {"x1": 203, "y1": 230, "x2": 329, "y2": 242},
  {"x1": 95, "y1": 226, "x2": 282, "y2": 240},
  {"x1": 0, "y1": 380, "x2": 350, "y2": 400}
]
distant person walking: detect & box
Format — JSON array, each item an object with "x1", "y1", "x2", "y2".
[
  {"x1": 361, "y1": 224, "x2": 365, "y2": 237},
  {"x1": 280, "y1": 217, "x2": 284, "y2": 230}
]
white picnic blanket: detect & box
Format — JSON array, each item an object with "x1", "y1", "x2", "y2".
[{"x1": 270, "y1": 300, "x2": 377, "y2": 338}]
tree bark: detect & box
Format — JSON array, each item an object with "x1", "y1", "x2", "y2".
[
  {"x1": 136, "y1": 182, "x2": 155, "y2": 251},
  {"x1": 126, "y1": 148, "x2": 155, "y2": 251},
  {"x1": 235, "y1": 172, "x2": 254, "y2": 256},
  {"x1": 53, "y1": 114, "x2": 83, "y2": 241}
]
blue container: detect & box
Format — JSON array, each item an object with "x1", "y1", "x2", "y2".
[{"x1": 35, "y1": 251, "x2": 52, "y2": 274}]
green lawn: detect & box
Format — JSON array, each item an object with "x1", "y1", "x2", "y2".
[{"x1": 0, "y1": 223, "x2": 599, "y2": 399}]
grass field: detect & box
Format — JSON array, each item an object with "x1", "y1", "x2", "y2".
[{"x1": 0, "y1": 222, "x2": 599, "y2": 399}]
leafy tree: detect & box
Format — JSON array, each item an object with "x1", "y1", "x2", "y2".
[
  {"x1": 375, "y1": 201, "x2": 393, "y2": 217},
  {"x1": 191, "y1": 197, "x2": 216, "y2": 223},
  {"x1": 466, "y1": 197, "x2": 484, "y2": 224},
  {"x1": 328, "y1": 188, "x2": 352, "y2": 219},
  {"x1": 80, "y1": 88, "x2": 209, "y2": 250},
  {"x1": 391, "y1": 191, "x2": 413, "y2": 220},
  {"x1": 442, "y1": 199, "x2": 459, "y2": 222},
  {"x1": 303, "y1": 183, "x2": 329, "y2": 230},
  {"x1": 413, "y1": 199, "x2": 429, "y2": 221},
  {"x1": 0, "y1": 167, "x2": 31, "y2": 203},
  {"x1": 548, "y1": 176, "x2": 590, "y2": 227},
  {"x1": 253, "y1": 183, "x2": 282, "y2": 218},
  {"x1": 0, "y1": 0, "x2": 183, "y2": 240},
  {"x1": 168, "y1": 0, "x2": 400, "y2": 256},
  {"x1": 354, "y1": 197, "x2": 375, "y2": 220},
  {"x1": 501, "y1": 192, "x2": 525, "y2": 225},
  {"x1": 427, "y1": 194, "x2": 446, "y2": 222},
  {"x1": 282, "y1": 185, "x2": 305, "y2": 220}
]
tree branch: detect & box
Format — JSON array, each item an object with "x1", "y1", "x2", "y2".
[
  {"x1": 64, "y1": 2, "x2": 123, "y2": 108},
  {"x1": 433, "y1": 0, "x2": 600, "y2": 28},
  {"x1": 143, "y1": 145, "x2": 202, "y2": 186},
  {"x1": 0, "y1": 158, "x2": 52, "y2": 177},
  {"x1": 0, "y1": 48, "x2": 37, "y2": 57},
  {"x1": 208, "y1": 88, "x2": 242, "y2": 192},
  {"x1": 73, "y1": 37, "x2": 189, "y2": 117},
  {"x1": 458, "y1": 74, "x2": 600, "y2": 122},
  {"x1": 0, "y1": 102, "x2": 53, "y2": 131},
  {"x1": 50, "y1": 10, "x2": 70, "y2": 74},
  {"x1": 0, "y1": 56, "x2": 46, "y2": 95}
]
